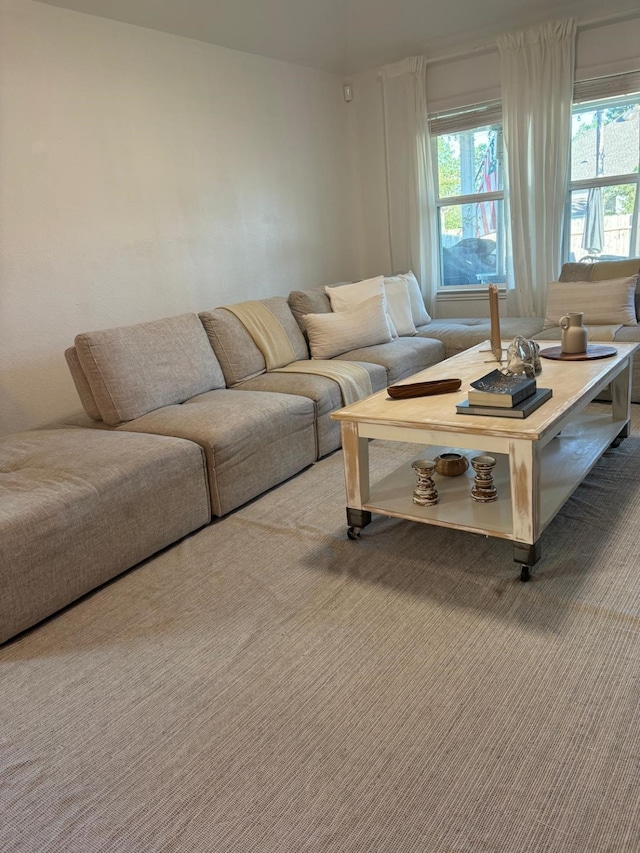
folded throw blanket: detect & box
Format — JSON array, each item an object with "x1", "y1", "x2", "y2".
[
  {"x1": 273, "y1": 360, "x2": 372, "y2": 406},
  {"x1": 223, "y1": 301, "x2": 372, "y2": 404},
  {"x1": 223, "y1": 301, "x2": 297, "y2": 369}
]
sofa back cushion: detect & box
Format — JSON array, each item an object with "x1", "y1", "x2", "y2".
[
  {"x1": 288, "y1": 289, "x2": 333, "y2": 333},
  {"x1": 199, "y1": 297, "x2": 309, "y2": 387},
  {"x1": 559, "y1": 259, "x2": 640, "y2": 319},
  {"x1": 65, "y1": 346, "x2": 103, "y2": 421},
  {"x1": 74, "y1": 313, "x2": 226, "y2": 425},
  {"x1": 588, "y1": 259, "x2": 640, "y2": 282}
]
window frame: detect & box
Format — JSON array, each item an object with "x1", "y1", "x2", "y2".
[
  {"x1": 564, "y1": 72, "x2": 640, "y2": 264},
  {"x1": 429, "y1": 71, "x2": 640, "y2": 290},
  {"x1": 429, "y1": 102, "x2": 506, "y2": 292}
]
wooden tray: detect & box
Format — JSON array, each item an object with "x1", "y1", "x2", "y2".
[
  {"x1": 539, "y1": 344, "x2": 618, "y2": 361},
  {"x1": 387, "y1": 378, "x2": 461, "y2": 399}
]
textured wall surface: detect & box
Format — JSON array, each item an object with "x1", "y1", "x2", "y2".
[{"x1": 0, "y1": 0, "x2": 359, "y2": 435}]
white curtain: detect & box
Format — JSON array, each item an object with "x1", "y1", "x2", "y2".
[
  {"x1": 380, "y1": 56, "x2": 438, "y2": 315},
  {"x1": 498, "y1": 20, "x2": 576, "y2": 317},
  {"x1": 632, "y1": 172, "x2": 640, "y2": 257}
]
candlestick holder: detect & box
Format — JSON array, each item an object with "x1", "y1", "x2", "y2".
[
  {"x1": 411, "y1": 458, "x2": 438, "y2": 506},
  {"x1": 488, "y1": 283, "x2": 503, "y2": 364},
  {"x1": 470, "y1": 455, "x2": 498, "y2": 503}
]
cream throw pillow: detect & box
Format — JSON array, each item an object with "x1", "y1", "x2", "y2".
[
  {"x1": 325, "y1": 276, "x2": 384, "y2": 308},
  {"x1": 543, "y1": 276, "x2": 638, "y2": 329},
  {"x1": 397, "y1": 271, "x2": 431, "y2": 326},
  {"x1": 304, "y1": 294, "x2": 394, "y2": 359},
  {"x1": 382, "y1": 277, "x2": 417, "y2": 336},
  {"x1": 326, "y1": 275, "x2": 421, "y2": 336},
  {"x1": 325, "y1": 277, "x2": 397, "y2": 337}
]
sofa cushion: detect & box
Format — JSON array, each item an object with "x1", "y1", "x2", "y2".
[
  {"x1": 334, "y1": 336, "x2": 444, "y2": 384},
  {"x1": 417, "y1": 318, "x2": 545, "y2": 359},
  {"x1": 0, "y1": 428, "x2": 210, "y2": 644},
  {"x1": 394, "y1": 271, "x2": 431, "y2": 326},
  {"x1": 304, "y1": 295, "x2": 394, "y2": 359},
  {"x1": 118, "y1": 390, "x2": 316, "y2": 517},
  {"x1": 232, "y1": 361, "x2": 387, "y2": 459},
  {"x1": 64, "y1": 346, "x2": 102, "y2": 421},
  {"x1": 589, "y1": 259, "x2": 640, "y2": 282},
  {"x1": 590, "y1": 261, "x2": 640, "y2": 321},
  {"x1": 199, "y1": 297, "x2": 309, "y2": 387},
  {"x1": 288, "y1": 289, "x2": 332, "y2": 332},
  {"x1": 543, "y1": 276, "x2": 638, "y2": 330},
  {"x1": 75, "y1": 314, "x2": 226, "y2": 426},
  {"x1": 558, "y1": 262, "x2": 594, "y2": 283}
]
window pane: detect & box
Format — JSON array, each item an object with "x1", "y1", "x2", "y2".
[
  {"x1": 439, "y1": 202, "x2": 506, "y2": 286},
  {"x1": 569, "y1": 184, "x2": 637, "y2": 261},
  {"x1": 437, "y1": 127, "x2": 502, "y2": 199},
  {"x1": 571, "y1": 102, "x2": 640, "y2": 180}
]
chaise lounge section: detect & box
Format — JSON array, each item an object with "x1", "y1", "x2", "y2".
[{"x1": 0, "y1": 427, "x2": 210, "y2": 644}]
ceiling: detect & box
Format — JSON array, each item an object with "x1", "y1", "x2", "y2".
[{"x1": 37, "y1": 0, "x2": 640, "y2": 76}]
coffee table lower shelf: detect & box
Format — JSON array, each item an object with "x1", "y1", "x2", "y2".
[{"x1": 345, "y1": 411, "x2": 628, "y2": 580}]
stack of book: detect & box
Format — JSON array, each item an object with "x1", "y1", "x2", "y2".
[{"x1": 456, "y1": 368, "x2": 552, "y2": 418}]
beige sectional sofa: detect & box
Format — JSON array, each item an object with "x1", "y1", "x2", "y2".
[
  {"x1": 2, "y1": 258, "x2": 639, "y2": 643},
  {"x1": 1, "y1": 294, "x2": 443, "y2": 643}
]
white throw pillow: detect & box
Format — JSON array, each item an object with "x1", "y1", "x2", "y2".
[
  {"x1": 543, "y1": 276, "x2": 638, "y2": 329},
  {"x1": 382, "y1": 277, "x2": 418, "y2": 336},
  {"x1": 325, "y1": 277, "x2": 397, "y2": 338},
  {"x1": 304, "y1": 294, "x2": 394, "y2": 359},
  {"x1": 325, "y1": 276, "x2": 384, "y2": 309},
  {"x1": 397, "y1": 271, "x2": 431, "y2": 326}
]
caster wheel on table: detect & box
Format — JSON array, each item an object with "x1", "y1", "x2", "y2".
[{"x1": 347, "y1": 526, "x2": 361, "y2": 540}]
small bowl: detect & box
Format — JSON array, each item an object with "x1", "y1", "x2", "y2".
[{"x1": 434, "y1": 452, "x2": 469, "y2": 477}]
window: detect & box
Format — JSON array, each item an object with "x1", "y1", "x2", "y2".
[
  {"x1": 431, "y1": 103, "x2": 505, "y2": 288},
  {"x1": 566, "y1": 72, "x2": 640, "y2": 263}
]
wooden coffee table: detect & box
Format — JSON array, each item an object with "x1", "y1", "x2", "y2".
[{"x1": 331, "y1": 340, "x2": 638, "y2": 580}]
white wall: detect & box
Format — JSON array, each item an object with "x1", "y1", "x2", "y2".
[
  {"x1": 0, "y1": 0, "x2": 360, "y2": 435},
  {"x1": 347, "y1": 15, "x2": 640, "y2": 317}
]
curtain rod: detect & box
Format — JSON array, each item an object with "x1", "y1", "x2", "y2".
[{"x1": 424, "y1": 7, "x2": 640, "y2": 68}]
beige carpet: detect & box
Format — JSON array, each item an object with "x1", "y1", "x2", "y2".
[{"x1": 2, "y1": 403, "x2": 640, "y2": 852}]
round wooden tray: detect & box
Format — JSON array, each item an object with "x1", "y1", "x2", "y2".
[{"x1": 539, "y1": 344, "x2": 618, "y2": 361}]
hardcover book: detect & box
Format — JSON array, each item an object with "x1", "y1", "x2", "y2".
[
  {"x1": 457, "y1": 387, "x2": 552, "y2": 419},
  {"x1": 468, "y1": 368, "x2": 536, "y2": 408}
]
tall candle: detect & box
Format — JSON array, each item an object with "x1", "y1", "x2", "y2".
[{"x1": 488, "y1": 283, "x2": 502, "y2": 363}]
